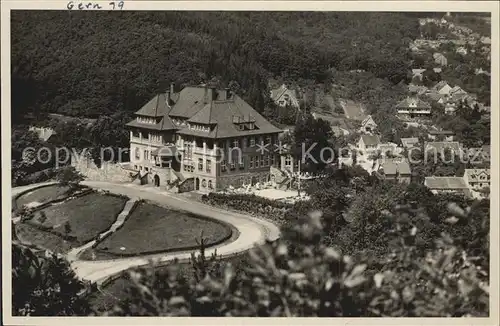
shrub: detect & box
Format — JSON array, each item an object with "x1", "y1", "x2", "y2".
[
  {"x1": 56, "y1": 166, "x2": 85, "y2": 188},
  {"x1": 105, "y1": 202, "x2": 489, "y2": 317},
  {"x1": 201, "y1": 193, "x2": 293, "y2": 222},
  {"x1": 12, "y1": 242, "x2": 91, "y2": 316},
  {"x1": 37, "y1": 211, "x2": 47, "y2": 224},
  {"x1": 63, "y1": 221, "x2": 72, "y2": 235}
]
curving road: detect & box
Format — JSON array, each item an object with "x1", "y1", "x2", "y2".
[{"x1": 12, "y1": 181, "x2": 281, "y2": 285}]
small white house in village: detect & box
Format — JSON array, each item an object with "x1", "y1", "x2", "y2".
[
  {"x1": 357, "y1": 134, "x2": 380, "y2": 153},
  {"x1": 463, "y1": 169, "x2": 490, "y2": 193},
  {"x1": 456, "y1": 46, "x2": 468, "y2": 56},
  {"x1": 359, "y1": 115, "x2": 377, "y2": 134},
  {"x1": 431, "y1": 81, "x2": 453, "y2": 95},
  {"x1": 270, "y1": 84, "x2": 300, "y2": 108},
  {"x1": 400, "y1": 137, "x2": 420, "y2": 149}
]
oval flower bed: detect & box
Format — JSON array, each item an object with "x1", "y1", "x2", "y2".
[
  {"x1": 81, "y1": 201, "x2": 232, "y2": 260},
  {"x1": 16, "y1": 192, "x2": 128, "y2": 253},
  {"x1": 15, "y1": 184, "x2": 73, "y2": 210}
]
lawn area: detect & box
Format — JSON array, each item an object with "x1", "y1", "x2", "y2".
[
  {"x1": 15, "y1": 223, "x2": 73, "y2": 254},
  {"x1": 88, "y1": 252, "x2": 251, "y2": 313},
  {"x1": 15, "y1": 184, "x2": 72, "y2": 210},
  {"x1": 86, "y1": 202, "x2": 232, "y2": 258},
  {"x1": 29, "y1": 192, "x2": 128, "y2": 245}
]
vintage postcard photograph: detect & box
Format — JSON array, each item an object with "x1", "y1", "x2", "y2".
[{"x1": 1, "y1": 1, "x2": 498, "y2": 325}]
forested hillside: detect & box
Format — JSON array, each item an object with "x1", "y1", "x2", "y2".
[{"x1": 11, "y1": 11, "x2": 420, "y2": 121}]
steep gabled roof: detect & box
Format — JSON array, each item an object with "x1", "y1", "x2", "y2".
[
  {"x1": 168, "y1": 86, "x2": 208, "y2": 118},
  {"x1": 381, "y1": 158, "x2": 411, "y2": 175},
  {"x1": 401, "y1": 137, "x2": 419, "y2": 148},
  {"x1": 464, "y1": 169, "x2": 490, "y2": 182},
  {"x1": 395, "y1": 96, "x2": 431, "y2": 109},
  {"x1": 361, "y1": 115, "x2": 377, "y2": 127},
  {"x1": 135, "y1": 93, "x2": 170, "y2": 117},
  {"x1": 187, "y1": 103, "x2": 217, "y2": 124},
  {"x1": 360, "y1": 134, "x2": 380, "y2": 146},
  {"x1": 425, "y1": 177, "x2": 469, "y2": 189},
  {"x1": 431, "y1": 80, "x2": 450, "y2": 91}
]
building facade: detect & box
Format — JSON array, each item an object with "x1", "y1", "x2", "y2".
[
  {"x1": 126, "y1": 84, "x2": 282, "y2": 193},
  {"x1": 463, "y1": 169, "x2": 490, "y2": 192},
  {"x1": 270, "y1": 84, "x2": 300, "y2": 108},
  {"x1": 396, "y1": 96, "x2": 432, "y2": 118}
]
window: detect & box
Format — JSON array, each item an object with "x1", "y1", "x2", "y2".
[
  {"x1": 145, "y1": 167, "x2": 149, "y2": 172},
  {"x1": 202, "y1": 179, "x2": 207, "y2": 188},
  {"x1": 249, "y1": 156, "x2": 254, "y2": 169},
  {"x1": 208, "y1": 180, "x2": 213, "y2": 189},
  {"x1": 255, "y1": 156, "x2": 260, "y2": 168},
  {"x1": 135, "y1": 148, "x2": 140, "y2": 159},
  {"x1": 134, "y1": 165, "x2": 138, "y2": 170},
  {"x1": 206, "y1": 160, "x2": 212, "y2": 173},
  {"x1": 232, "y1": 139, "x2": 240, "y2": 149},
  {"x1": 266, "y1": 136, "x2": 272, "y2": 145},
  {"x1": 285, "y1": 156, "x2": 291, "y2": 166},
  {"x1": 271, "y1": 155, "x2": 276, "y2": 166},
  {"x1": 230, "y1": 162, "x2": 236, "y2": 170},
  {"x1": 144, "y1": 150, "x2": 149, "y2": 160},
  {"x1": 198, "y1": 158, "x2": 203, "y2": 171},
  {"x1": 185, "y1": 143, "x2": 192, "y2": 160},
  {"x1": 250, "y1": 137, "x2": 255, "y2": 147},
  {"x1": 264, "y1": 155, "x2": 269, "y2": 166},
  {"x1": 221, "y1": 160, "x2": 227, "y2": 172},
  {"x1": 260, "y1": 155, "x2": 264, "y2": 167},
  {"x1": 239, "y1": 160, "x2": 245, "y2": 170}
]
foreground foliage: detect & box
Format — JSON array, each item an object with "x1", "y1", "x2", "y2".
[
  {"x1": 105, "y1": 202, "x2": 489, "y2": 317},
  {"x1": 12, "y1": 242, "x2": 91, "y2": 316}
]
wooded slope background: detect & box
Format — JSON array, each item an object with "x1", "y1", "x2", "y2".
[{"x1": 11, "y1": 11, "x2": 421, "y2": 121}]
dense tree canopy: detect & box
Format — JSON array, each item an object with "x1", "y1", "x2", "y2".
[{"x1": 12, "y1": 11, "x2": 419, "y2": 120}]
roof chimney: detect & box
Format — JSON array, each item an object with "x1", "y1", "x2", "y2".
[
  {"x1": 225, "y1": 87, "x2": 232, "y2": 100},
  {"x1": 166, "y1": 90, "x2": 171, "y2": 105},
  {"x1": 204, "y1": 85, "x2": 216, "y2": 104},
  {"x1": 170, "y1": 82, "x2": 175, "y2": 94}
]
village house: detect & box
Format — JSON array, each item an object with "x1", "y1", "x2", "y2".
[
  {"x1": 378, "y1": 158, "x2": 412, "y2": 183},
  {"x1": 456, "y1": 46, "x2": 468, "y2": 55},
  {"x1": 424, "y1": 141, "x2": 462, "y2": 159},
  {"x1": 331, "y1": 126, "x2": 350, "y2": 137},
  {"x1": 463, "y1": 168, "x2": 490, "y2": 193},
  {"x1": 431, "y1": 81, "x2": 453, "y2": 95},
  {"x1": 424, "y1": 177, "x2": 471, "y2": 197},
  {"x1": 357, "y1": 134, "x2": 380, "y2": 154},
  {"x1": 480, "y1": 36, "x2": 491, "y2": 45},
  {"x1": 408, "y1": 84, "x2": 428, "y2": 95},
  {"x1": 411, "y1": 68, "x2": 426, "y2": 81},
  {"x1": 449, "y1": 85, "x2": 467, "y2": 96},
  {"x1": 28, "y1": 126, "x2": 56, "y2": 142},
  {"x1": 126, "y1": 84, "x2": 282, "y2": 192},
  {"x1": 359, "y1": 115, "x2": 377, "y2": 134},
  {"x1": 270, "y1": 84, "x2": 300, "y2": 108},
  {"x1": 428, "y1": 129, "x2": 454, "y2": 141},
  {"x1": 400, "y1": 137, "x2": 420, "y2": 149},
  {"x1": 444, "y1": 101, "x2": 457, "y2": 115},
  {"x1": 395, "y1": 96, "x2": 431, "y2": 118},
  {"x1": 433, "y1": 52, "x2": 448, "y2": 66}
]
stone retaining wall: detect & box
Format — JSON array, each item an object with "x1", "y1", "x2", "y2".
[{"x1": 71, "y1": 155, "x2": 137, "y2": 183}]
